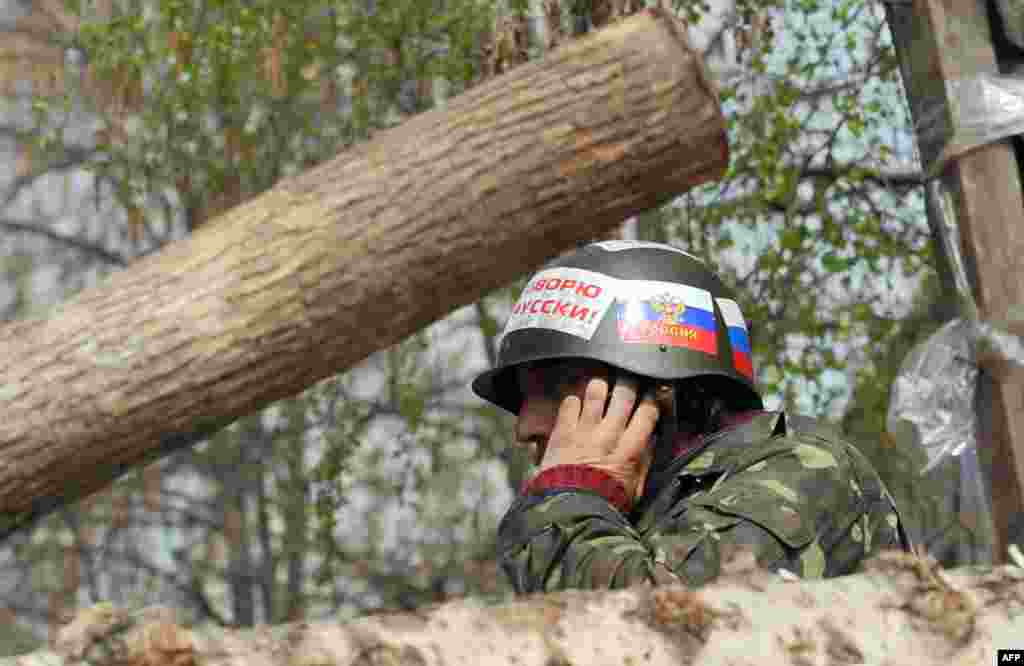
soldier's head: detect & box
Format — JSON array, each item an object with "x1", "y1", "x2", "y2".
[{"x1": 472, "y1": 240, "x2": 763, "y2": 464}]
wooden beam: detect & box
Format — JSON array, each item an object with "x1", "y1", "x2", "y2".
[
  {"x1": 884, "y1": 0, "x2": 1024, "y2": 562},
  {"x1": 976, "y1": 316, "x2": 1024, "y2": 383}
]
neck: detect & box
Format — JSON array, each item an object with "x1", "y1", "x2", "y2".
[{"x1": 660, "y1": 410, "x2": 767, "y2": 461}]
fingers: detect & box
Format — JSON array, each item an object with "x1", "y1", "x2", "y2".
[
  {"x1": 579, "y1": 375, "x2": 609, "y2": 425},
  {"x1": 603, "y1": 375, "x2": 639, "y2": 432},
  {"x1": 552, "y1": 372, "x2": 657, "y2": 461},
  {"x1": 554, "y1": 391, "x2": 582, "y2": 431},
  {"x1": 629, "y1": 391, "x2": 660, "y2": 435},
  {"x1": 620, "y1": 390, "x2": 660, "y2": 460}
]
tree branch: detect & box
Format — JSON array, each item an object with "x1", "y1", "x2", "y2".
[
  {"x1": 475, "y1": 301, "x2": 500, "y2": 369},
  {"x1": 1, "y1": 146, "x2": 99, "y2": 210},
  {"x1": 0, "y1": 218, "x2": 128, "y2": 266},
  {"x1": 801, "y1": 164, "x2": 925, "y2": 190}
]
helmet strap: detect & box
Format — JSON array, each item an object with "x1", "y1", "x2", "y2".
[
  {"x1": 653, "y1": 380, "x2": 729, "y2": 457},
  {"x1": 653, "y1": 381, "x2": 678, "y2": 462}
]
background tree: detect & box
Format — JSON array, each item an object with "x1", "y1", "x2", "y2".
[
  {"x1": 0, "y1": 0, "x2": 975, "y2": 652},
  {"x1": 1, "y1": 0, "x2": 507, "y2": 643},
  {"x1": 0, "y1": 0, "x2": 134, "y2": 650}
]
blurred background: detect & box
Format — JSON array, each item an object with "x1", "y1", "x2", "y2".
[{"x1": 0, "y1": 0, "x2": 986, "y2": 652}]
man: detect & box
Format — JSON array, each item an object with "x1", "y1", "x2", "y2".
[{"x1": 472, "y1": 240, "x2": 912, "y2": 593}]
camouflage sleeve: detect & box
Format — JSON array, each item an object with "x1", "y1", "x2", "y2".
[
  {"x1": 497, "y1": 434, "x2": 909, "y2": 594},
  {"x1": 644, "y1": 434, "x2": 909, "y2": 587},
  {"x1": 497, "y1": 489, "x2": 669, "y2": 594}
]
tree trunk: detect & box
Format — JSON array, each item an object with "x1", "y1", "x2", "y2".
[
  {"x1": 255, "y1": 442, "x2": 276, "y2": 625},
  {"x1": 7, "y1": 552, "x2": 1023, "y2": 666},
  {"x1": 283, "y1": 435, "x2": 308, "y2": 623},
  {"x1": 227, "y1": 487, "x2": 254, "y2": 627},
  {"x1": 0, "y1": 6, "x2": 728, "y2": 539}
]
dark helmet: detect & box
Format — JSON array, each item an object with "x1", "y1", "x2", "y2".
[{"x1": 471, "y1": 240, "x2": 763, "y2": 416}]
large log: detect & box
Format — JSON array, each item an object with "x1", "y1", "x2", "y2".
[
  {"x1": 0, "y1": 7, "x2": 729, "y2": 539},
  {"x1": 4, "y1": 552, "x2": 1022, "y2": 665}
]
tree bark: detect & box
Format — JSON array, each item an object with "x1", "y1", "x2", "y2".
[
  {"x1": 6, "y1": 552, "x2": 1023, "y2": 666},
  {"x1": 0, "y1": 6, "x2": 729, "y2": 539}
]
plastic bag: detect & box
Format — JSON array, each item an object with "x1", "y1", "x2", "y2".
[
  {"x1": 887, "y1": 319, "x2": 978, "y2": 475},
  {"x1": 918, "y1": 72, "x2": 1024, "y2": 177},
  {"x1": 886, "y1": 316, "x2": 1024, "y2": 562},
  {"x1": 995, "y1": 0, "x2": 1024, "y2": 51},
  {"x1": 887, "y1": 317, "x2": 1024, "y2": 474}
]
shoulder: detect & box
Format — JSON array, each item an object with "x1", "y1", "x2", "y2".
[
  {"x1": 665, "y1": 412, "x2": 911, "y2": 564},
  {"x1": 684, "y1": 411, "x2": 859, "y2": 474},
  {"x1": 690, "y1": 412, "x2": 882, "y2": 524},
  {"x1": 769, "y1": 413, "x2": 913, "y2": 555},
  {"x1": 781, "y1": 413, "x2": 888, "y2": 481}
]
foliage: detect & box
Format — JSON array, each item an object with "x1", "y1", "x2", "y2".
[
  {"x1": 35, "y1": 0, "x2": 493, "y2": 236},
  {"x1": 649, "y1": 0, "x2": 970, "y2": 559},
  {"x1": 662, "y1": 0, "x2": 930, "y2": 420}
]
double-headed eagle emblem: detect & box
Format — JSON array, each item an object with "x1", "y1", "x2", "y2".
[{"x1": 648, "y1": 292, "x2": 685, "y2": 323}]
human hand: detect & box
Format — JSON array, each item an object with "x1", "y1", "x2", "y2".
[{"x1": 538, "y1": 374, "x2": 660, "y2": 503}]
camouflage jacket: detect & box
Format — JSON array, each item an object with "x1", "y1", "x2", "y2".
[{"x1": 497, "y1": 410, "x2": 913, "y2": 593}]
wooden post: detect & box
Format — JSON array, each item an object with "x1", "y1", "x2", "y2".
[{"x1": 884, "y1": 0, "x2": 1024, "y2": 563}]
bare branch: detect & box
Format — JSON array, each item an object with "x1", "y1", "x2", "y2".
[
  {"x1": 801, "y1": 163, "x2": 925, "y2": 189},
  {"x1": 796, "y1": 78, "x2": 866, "y2": 103},
  {"x1": 0, "y1": 217, "x2": 128, "y2": 266},
  {"x1": 1, "y1": 145, "x2": 99, "y2": 210}
]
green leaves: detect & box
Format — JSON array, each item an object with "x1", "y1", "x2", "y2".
[
  {"x1": 55, "y1": 0, "x2": 495, "y2": 234},
  {"x1": 847, "y1": 113, "x2": 866, "y2": 139},
  {"x1": 684, "y1": 0, "x2": 931, "y2": 423},
  {"x1": 478, "y1": 300, "x2": 502, "y2": 340},
  {"x1": 397, "y1": 383, "x2": 428, "y2": 432},
  {"x1": 673, "y1": 0, "x2": 714, "y2": 25},
  {"x1": 821, "y1": 252, "x2": 847, "y2": 273},
  {"x1": 780, "y1": 227, "x2": 804, "y2": 251}
]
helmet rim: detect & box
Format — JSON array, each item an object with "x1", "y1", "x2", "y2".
[{"x1": 471, "y1": 241, "x2": 763, "y2": 415}]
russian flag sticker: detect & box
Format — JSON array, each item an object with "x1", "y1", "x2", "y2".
[
  {"x1": 716, "y1": 298, "x2": 753, "y2": 379},
  {"x1": 615, "y1": 281, "x2": 717, "y2": 354}
]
